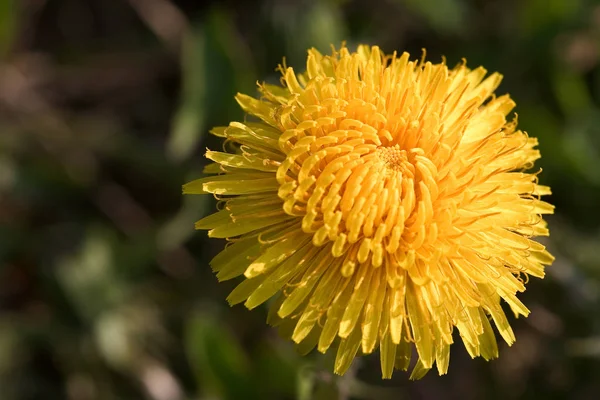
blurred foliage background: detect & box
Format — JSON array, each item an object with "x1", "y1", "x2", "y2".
[{"x1": 1, "y1": 0, "x2": 600, "y2": 399}]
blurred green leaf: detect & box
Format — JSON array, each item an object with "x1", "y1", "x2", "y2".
[
  {"x1": 56, "y1": 227, "x2": 126, "y2": 321},
  {"x1": 0, "y1": 0, "x2": 16, "y2": 58},
  {"x1": 156, "y1": 193, "x2": 209, "y2": 251},
  {"x1": 0, "y1": 322, "x2": 22, "y2": 400},
  {"x1": 313, "y1": 381, "x2": 340, "y2": 400},
  {"x1": 0, "y1": 322, "x2": 22, "y2": 376},
  {"x1": 562, "y1": 111, "x2": 600, "y2": 186},
  {"x1": 302, "y1": 2, "x2": 347, "y2": 54},
  {"x1": 270, "y1": 1, "x2": 347, "y2": 66},
  {"x1": 94, "y1": 309, "x2": 137, "y2": 370},
  {"x1": 207, "y1": 8, "x2": 256, "y2": 97},
  {"x1": 168, "y1": 8, "x2": 257, "y2": 163},
  {"x1": 552, "y1": 68, "x2": 593, "y2": 118},
  {"x1": 255, "y1": 340, "x2": 299, "y2": 399},
  {"x1": 519, "y1": 0, "x2": 580, "y2": 35},
  {"x1": 0, "y1": 154, "x2": 16, "y2": 192},
  {"x1": 167, "y1": 29, "x2": 207, "y2": 163},
  {"x1": 399, "y1": 0, "x2": 467, "y2": 34},
  {"x1": 185, "y1": 310, "x2": 256, "y2": 400},
  {"x1": 517, "y1": 103, "x2": 564, "y2": 178},
  {"x1": 296, "y1": 366, "x2": 317, "y2": 400}
]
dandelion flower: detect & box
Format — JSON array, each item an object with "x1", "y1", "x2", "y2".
[{"x1": 183, "y1": 44, "x2": 554, "y2": 379}]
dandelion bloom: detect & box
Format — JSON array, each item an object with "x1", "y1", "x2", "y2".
[{"x1": 184, "y1": 45, "x2": 554, "y2": 379}]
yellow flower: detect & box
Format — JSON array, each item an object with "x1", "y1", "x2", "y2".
[{"x1": 183, "y1": 44, "x2": 554, "y2": 379}]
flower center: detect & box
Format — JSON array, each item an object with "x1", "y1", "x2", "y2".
[{"x1": 377, "y1": 144, "x2": 413, "y2": 175}]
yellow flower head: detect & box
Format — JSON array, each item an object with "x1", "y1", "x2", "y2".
[{"x1": 184, "y1": 44, "x2": 554, "y2": 379}]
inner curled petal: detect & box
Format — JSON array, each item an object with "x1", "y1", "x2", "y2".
[{"x1": 277, "y1": 129, "x2": 441, "y2": 269}]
